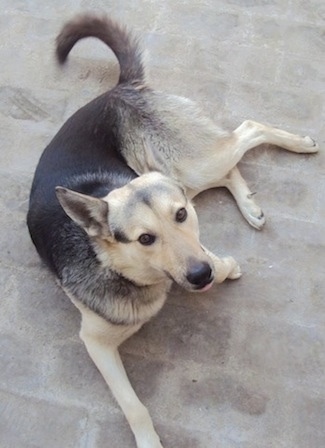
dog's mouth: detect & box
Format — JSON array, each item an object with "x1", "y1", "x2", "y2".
[{"x1": 194, "y1": 279, "x2": 214, "y2": 292}]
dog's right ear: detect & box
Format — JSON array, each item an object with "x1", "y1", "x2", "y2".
[{"x1": 55, "y1": 186, "x2": 110, "y2": 237}]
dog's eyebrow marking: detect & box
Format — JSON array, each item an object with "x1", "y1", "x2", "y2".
[
  {"x1": 138, "y1": 189, "x2": 152, "y2": 207},
  {"x1": 137, "y1": 184, "x2": 180, "y2": 202},
  {"x1": 128, "y1": 187, "x2": 153, "y2": 208},
  {"x1": 126, "y1": 182, "x2": 187, "y2": 212},
  {"x1": 113, "y1": 229, "x2": 131, "y2": 243}
]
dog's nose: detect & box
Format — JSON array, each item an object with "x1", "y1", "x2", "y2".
[{"x1": 186, "y1": 262, "x2": 213, "y2": 288}]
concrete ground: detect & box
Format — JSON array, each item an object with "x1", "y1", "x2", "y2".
[{"x1": 1, "y1": 1, "x2": 324, "y2": 447}]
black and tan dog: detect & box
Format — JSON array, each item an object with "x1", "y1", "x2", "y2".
[{"x1": 27, "y1": 14, "x2": 319, "y2": 448}]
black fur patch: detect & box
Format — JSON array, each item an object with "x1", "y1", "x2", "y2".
[{"x1": 114, "y1": 229, "x2": 131, "y2": 243}]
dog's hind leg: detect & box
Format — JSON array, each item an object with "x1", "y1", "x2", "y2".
[
  {"x1": 77, "y1": 303, "x2": 163, "y2": 448},
  {"x1": 185, "y1": 120, "x2": 318, "y2": 199},
  {"x1": 188, "y1": 120, "x2": 318, "y2": 228},
  {"x1": 219, "y1": 166, "x2": 265, "y2": 230},
  {"x1": 219, "y1": 121, "x2": 318, "y2": 227},
  {"x1": 232, "y1": 120, "x2": 319, "y2": 157}
]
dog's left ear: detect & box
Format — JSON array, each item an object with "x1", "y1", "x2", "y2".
[{"x1": 55, "y1": 186, "x2": 110, "y2": 237}]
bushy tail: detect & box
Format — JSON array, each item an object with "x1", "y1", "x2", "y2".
[{"x1": 56, "y1": 14, "x2": 145, "y2": 85}]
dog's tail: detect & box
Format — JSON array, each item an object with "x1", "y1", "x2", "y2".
[{"x1": 56, "y1": 14, "x2": 145, "y2": 85}]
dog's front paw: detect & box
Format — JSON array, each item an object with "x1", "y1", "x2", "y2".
[
  {"x1": 224, "y1": 256, "x2": 242, "y2": 280},
  {"x1": 136, "y1": 435, "x2": 164, "y2": 448}
]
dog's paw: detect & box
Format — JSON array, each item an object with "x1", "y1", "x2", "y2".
[
  {"x1": 297, "y1": 136, "x2": 319, "y2": 153},
  {"x1": 224, "y1": 257, "x2": 242, "y2": 280},
  {"x1": 247, "y1": 209, "x2": 266, "y2": 230},
  {"x1": 240, "y1": 198, "x2": 266, "y2": 230}
]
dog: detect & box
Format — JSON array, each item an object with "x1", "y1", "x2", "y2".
[{"x1": 27, "y1": 14, "x2": 319, "y2": 448}]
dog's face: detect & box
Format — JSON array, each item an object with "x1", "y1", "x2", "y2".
[{"x1": 56, "y1": 172, "x2": 215, "y2": 291}]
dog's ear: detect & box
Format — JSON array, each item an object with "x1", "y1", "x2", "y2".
[{"x1": 55, "y1": 186, "x2": 110, "y2": 237}]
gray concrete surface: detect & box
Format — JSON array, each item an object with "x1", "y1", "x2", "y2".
[{"x1": 1, "y1": 1, "x2": 324, "y2": 447}]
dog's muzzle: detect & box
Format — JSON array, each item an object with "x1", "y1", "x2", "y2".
[{"x1": 186, "y1": 261, "x2": 214, "y2": 291}]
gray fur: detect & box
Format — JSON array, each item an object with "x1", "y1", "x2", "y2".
[{"x1": 60, "y1": 258, "x2": 171, "y2": 325}]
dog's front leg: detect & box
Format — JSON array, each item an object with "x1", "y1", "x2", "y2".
[
  {"x1": 78, "y1": 305, "x2": 163, "y2": 448},
  {"x1": 202, "y1": 245, "x2": 242, "y2": 283}
]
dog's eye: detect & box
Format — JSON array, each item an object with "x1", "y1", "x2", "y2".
[
  {"x1": 176, "y1": 207, "x2": 187, "y2": 223},
  {"x1": 138, "y1": 233, "x2": 156, "y2": 245}
]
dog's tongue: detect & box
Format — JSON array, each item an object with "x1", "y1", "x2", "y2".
[{"x1": 197, "y1": 281, "x2": 213, "y2": 292}]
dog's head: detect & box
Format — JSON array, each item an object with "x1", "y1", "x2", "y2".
[{"x1": 56, "y1": 172, "x2": 215, "y2": 291}]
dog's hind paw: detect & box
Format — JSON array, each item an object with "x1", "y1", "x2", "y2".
[
  {"x1": 297, "y1": 135, "x2": 319, "y2": 153},
  {"x1": 240, "y1": 198, "x2": 266, "y2": 230},
  {"x1": 247, "y1": 209, "x2": 266, "y2": 230}
]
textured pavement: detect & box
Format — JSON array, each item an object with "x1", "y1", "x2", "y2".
[{"x1": 1, "y1": 1, "x2": 325, "y2": 447}]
